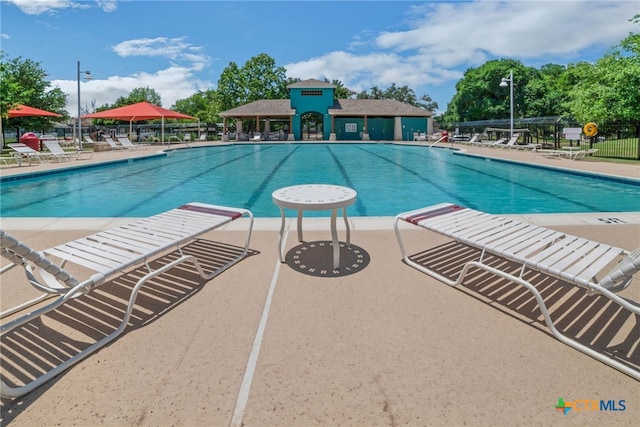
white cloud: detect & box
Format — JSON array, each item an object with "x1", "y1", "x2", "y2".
[
  {"x1": 112, "y1": 37, "x2": 210, "y2": 69},
  {"x1": 285, "y1": 0, "x2": 638, "y2": 96},
  {"x1": 4, "y1": 0, "x2": 116, "y2": 15},
  {"x1": 50, "y1": 34, "x2": 212, "y2": 116},
  {"x1": 52, "y1": 66, "x2": 213, "y2": 116},
  {"x1": 95, "y1": 0, "x2": 117, "y2": 13}
]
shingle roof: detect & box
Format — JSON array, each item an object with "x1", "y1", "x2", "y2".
[
  {"x1": 219, "y1": 99, "x2": 295, "y2": 117},
  {"x1": 329, "y1": 99, "x2": 432, "y2": 117},
  {"x1": 219, "y1": 93, "x2": 433, "y2": 118}
]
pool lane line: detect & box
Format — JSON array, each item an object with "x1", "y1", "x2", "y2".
[
  {"x1": 243, "y1": 145, "x2": 301, "y2": 211},
  {"x1": 326, "y1": 145, "x2": 368, "y2": 216},
  {"x1": 116, "y1": 145, "x2": 279, "y2": 217},
  {"x1": 358, "y1": 144, "x2": 618, "y2": 213},
  {"x1": 229, "y1": 229, "x2": 288, "y2": 427},
  {"x1": 352, "y1": 144, "x2": 475, "y2": 208},
  {"x1": 409, "y1": 147, "x2": 613, "y2": 212},
  {"x1": 1, "y1": 144, "x2": 265, "y2": 215}
]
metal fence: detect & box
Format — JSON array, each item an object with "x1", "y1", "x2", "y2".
[
  {"x1": 583, "y1": 122, "x2": 640, "y2": 160},
  {"x1": 451, "y1": 117, "x2": 640, "y2": 160}
]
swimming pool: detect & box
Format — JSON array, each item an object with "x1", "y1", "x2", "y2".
[{"x1": 1, "y1": 143, "x2": 639, "y2": 217}]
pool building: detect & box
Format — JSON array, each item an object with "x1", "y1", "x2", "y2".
[{"x1": 219, "y1": 78, "x2": 433, "y2": 142}]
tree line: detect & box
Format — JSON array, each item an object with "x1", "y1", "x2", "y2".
[{"x1": 442, "y1": 16, "x2": 639, "y2": 126}]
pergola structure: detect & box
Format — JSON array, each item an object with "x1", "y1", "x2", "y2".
[
  {"x1": 219, "y1": 99, "x2": 295, "y2": 141},
  {"x1": 219, "y1": 79, "x2": 433, "y2": 142}
]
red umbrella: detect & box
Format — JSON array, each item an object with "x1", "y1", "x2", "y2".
[
  {"x1": 83, "y1": 102, "x2": 195, "y2": 143},
  {"x1": 8, "y1": 104, "x2": 63, "y2": 118}
]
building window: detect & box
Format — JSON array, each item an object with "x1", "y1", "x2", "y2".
[
  {"x1": 345, "y1": 123, "x2": 357, "y2": 133},
  {"x1": 301, "y1": 90, "x2": 322, "y2": 96}
]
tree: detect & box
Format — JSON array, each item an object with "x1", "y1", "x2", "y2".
[
  {"x1": 440, "y1": 58, "x2": 572, "y2": 125},
  {"x1": 417, "y1": 93, "x2": 438, "y2": 113},
  {"x1": 216, "y1": 53, "x2": 288, "y2": 112},
  {"x1": 356, "y1": 83, "x2": 438, "y2": 112},
  {"x1": 520, "y1": 64, "x2": 570, "y2": 118},
  {"x1": 216, "y1": 62, "x2": 246, "y2": 112},
  {"x1": 172, "y1": 89, "x2": 218, "y2": 124},
  {"x1": 113, "y1": 86, "x2": 162, "y2": 107},
  {"x1": 326, "y1": 78, "x2": 354, "y2": 99},
  {"x1": 242, "y1": 53, "x2": 288, "y2": 102},
  {"x1": 565, "y1": 29, "x2": 640, "y2": 123},
  {"x1": 443, "y1": 59, "x2": 529, "y2": 124},
  {"x1": 0, "y1": 53, "x2": 67, "y2": 143},
  {"x1": 0, "y1": 53, "x2": 24, "y2": 117}
]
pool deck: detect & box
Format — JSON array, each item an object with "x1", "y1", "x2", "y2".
[{"x1": 1, "y1": 141, "x2": 639, "y2": 426}]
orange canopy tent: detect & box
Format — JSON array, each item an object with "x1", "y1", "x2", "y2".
[
  {"x1": 8, "y1": 104, "x2": 63, "y2": 118},
  {"x1": 1, "y1": 104, "x2": 63, "y2": 145},
  {"x1": 83, "y1": 101, "x2": 195, "y2": 143}
]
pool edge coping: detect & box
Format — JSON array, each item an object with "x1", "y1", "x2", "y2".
[{"x1": 2, "y1": 212, "x2": 639, "y2": 232}]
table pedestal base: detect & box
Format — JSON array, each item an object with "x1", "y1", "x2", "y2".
[{"x1": 278, "y1": 207, "x2": 351, "y2": 269}]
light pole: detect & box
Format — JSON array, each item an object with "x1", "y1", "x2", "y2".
[
  {"x1": 499, "y1": 70, "x2": 514, "y2": 138},
  {"x1": 77, "y1": 61, "x2": 92, "y2": 149}
]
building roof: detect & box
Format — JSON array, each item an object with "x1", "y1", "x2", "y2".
[
  {"x1": 286, "y1": 78, "x2": 335, "y2": 89},
  {"x1": 219, "y1": 86, "x2": 433, "y2": 118},
  {"x1": 219, "y1": 99, "x2": 295, "y2": 118},
  {"x1": 329, "y1": 99, "x2": 432, "y2": 117}
]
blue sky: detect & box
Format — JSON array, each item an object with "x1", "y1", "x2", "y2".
[{"x1": 1, "y1": 0, "x2": 637, "y2": 117}]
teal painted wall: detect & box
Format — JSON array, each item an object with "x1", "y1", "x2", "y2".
[
  {"x1": 289, "y1": 87, "x2": 334, "y2": 140},
  {"x1": 334, "y1": 117, "x2": 365, "y2": 140},
  {"x1": 400, "y1": 117, "x2": 429, "y2": 141},
  {"x1": 366, "y1": 117, "x2": 395, "y2": 140},
  {"x1": 333, "y1": 117, "x2": 429, "y2": 141}
]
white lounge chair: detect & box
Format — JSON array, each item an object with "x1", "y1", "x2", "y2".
[
  {"x1": 116, "y1": 135, "x2": 148, "y2": 150},
  {"x1": 183, "y1": 133, "x2": 191, "y2": 142},
  {"x1": 0, "y1": 156, "x2": 19, "y2": 167},
  {"x1": 537, "y1": 148, "x2": 598, "y2": 160},
  {"x1": 43, "y1": 140, "x2": 93, "y2": 161},
  {"x1": 199, "y1": 133, "x2": 207, "y2": 141},
  {"x1": 490, "y1": 137, "x2": 508, "y2": 147},
  {"x1": 251, "y1": 133, "x2": 262, "y2": 141},
  {"x1": 478, "y1": 138, "x2": 506, "y2": 147},
  {"x1": 84, "y1": 135, "x2": 97, "y2": 145},
  {"x1": 499, "y1": 135, "x2": 519, "y2": 149},
  {"x1": 0, "y1": 202, "x2": 254, "y2": 398},
  {"x1": 395, "y1": 202, "x2": 640, "y2": 380},
  {"x1": 103, "y1": 135, "x2": 125, "y2": 150},
  {"x1": 8, "y1": 143, "x2": 43, "y2": 165},
  {"x1": 413, "y1": 133, "x2": 427, "y2": 141},
  {"x1": 465, "y1": 134, "x2": 480, "y2": 145}
]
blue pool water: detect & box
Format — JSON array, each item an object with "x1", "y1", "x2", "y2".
[{"x1": 1, "y1": 143, "x2": 639, "y2": 217}]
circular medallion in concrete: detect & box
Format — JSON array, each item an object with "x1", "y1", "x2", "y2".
[{"x1": 285, "y1": 240, "x2": 370, "y2": 277}]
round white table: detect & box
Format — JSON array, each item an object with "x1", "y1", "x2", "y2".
[{"x1": 272, "y1": 184, "x2": 357, "y2": 269}]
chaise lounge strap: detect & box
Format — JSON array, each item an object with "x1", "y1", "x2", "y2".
[
  {"x1": 1, "y1": 230, "x2": 79, "y2": 287},
  {"x1": 403, "y1": 203, "x2": 465, "y2": 224},
  {"x1": 178, "y1": 204, "x2": 243, "y2": 219}
]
